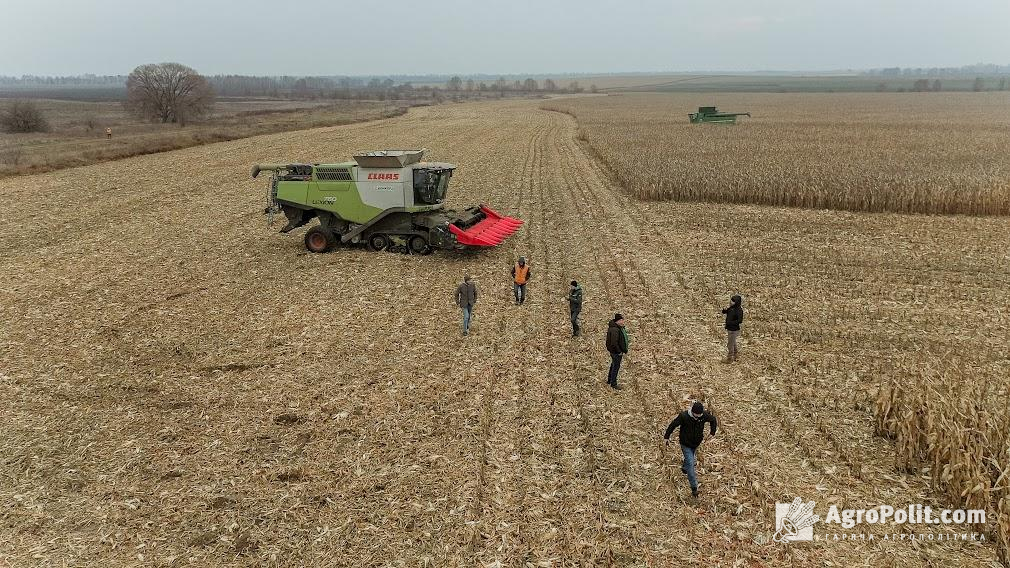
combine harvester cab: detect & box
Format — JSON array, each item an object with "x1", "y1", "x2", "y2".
[{"x1": 251, "y1": 150, "x2": 522, "y2": 253}]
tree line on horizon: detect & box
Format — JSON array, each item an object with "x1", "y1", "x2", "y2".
[
  {"x1": 0, "y1": 73, "x2": 596, "y2": 96},
  {"x1": 1, "y1": 63, "x2": 597, "y2": 133}
]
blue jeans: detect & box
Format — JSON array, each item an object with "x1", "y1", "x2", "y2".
[
  {"x1": 514, "y1": 283, "x2": 526, "y2": 304},
  {"x1": 462, "y1": 305, "x2": 472, "y2": 334},
  {"x1": 681, "y1": 444, "x2": 698, "y2": 490},
  {"x1": 607, "y1": 352, "x2": 622, "y2": 386}
]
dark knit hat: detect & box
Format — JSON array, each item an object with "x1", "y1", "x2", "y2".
[
  {"x1": 691, "y1": 401, "x2": 705, "y2": 415},
  {"x1": 571, "y1": 280, "x2": 578, "y2": 286},
  {"x1": 614, "y1": 313, "x2": 624, "y2": 321}
]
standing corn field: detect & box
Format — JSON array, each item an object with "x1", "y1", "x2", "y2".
[
  {"x1": 544, "y1": 92, "x2": 1010, "y2": 215},
  {"x1": 876, "y1": 356, "x2": 1010, "y2": 565}
]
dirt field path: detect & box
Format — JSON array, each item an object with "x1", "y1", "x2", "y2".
[{"x1": 0, "y1": 100, "x2": 998, "y2": 566}]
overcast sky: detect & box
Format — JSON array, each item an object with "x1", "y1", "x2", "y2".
[{"x1": 3, "y1": 0, "x2": 1009, "y2": 76}]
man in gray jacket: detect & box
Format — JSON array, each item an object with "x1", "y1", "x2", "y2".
[{"x1": 455, "y1": 275, "x2": 478, "y2": 336}]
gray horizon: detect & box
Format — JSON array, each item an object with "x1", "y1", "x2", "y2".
[{"x1": 3, "y1": 0, "x2": 1009, "y2": 76}]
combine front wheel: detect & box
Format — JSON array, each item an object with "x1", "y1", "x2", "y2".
[
  {"x1": 304, "y1": 227, "x2": 335, "y2": 253},
  {"x1": 368, "y1": 234, "x2": 390, "y2": 251}
]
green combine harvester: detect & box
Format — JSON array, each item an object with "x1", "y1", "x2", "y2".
[
  {"x1": 688, "y1": 106, "x2": 751, "y2": 124},
  {"x1": 251, "y1": 150, "x2": 522, "y2": 254}
]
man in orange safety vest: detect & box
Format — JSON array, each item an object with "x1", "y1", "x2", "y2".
[{"x1": 511, "y1": 257, "x2": 531, "y2": 305}]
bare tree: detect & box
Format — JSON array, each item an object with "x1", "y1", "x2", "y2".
[
  {"x1": 125, "y1": 63, "x2": 214, "y2": 125},
  {"x1": 446, "y1": 76, "x2": 463, "y2": 91},
  {"x1": 0, "y1": 99, "x2": 50, "y2": 133},
  {"x1": 523, "y1": 78, "x2": 538, "y2": 92}
]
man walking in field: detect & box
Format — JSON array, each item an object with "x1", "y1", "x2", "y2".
[
  {"x1": 721, "y1": 294, "x2": 744, "y2": 362},
  {"x1": 664, "y1": 401, "x2": 718, "y2": 499},
  {"x1": 605, "y1": 313, "x2": 629, "y2": 389},
  {"x1": 511, "y1": 257, "x2": 531, "y2": 305},
  {"x1": 568, "y1": 280, "x2": 584, "y2": 336},
  {"x1": 455, "y1": 275, "x2": 478, "y2": 336}
]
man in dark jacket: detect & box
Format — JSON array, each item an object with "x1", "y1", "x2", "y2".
[
  {"x1": 605, "y1": 313, "x2": 628, "y2": 389},
  {"x1": 567, "y1": 281, "x2": 583, "y2": 337},
  {"x1": 721, "y1": 294, "x2": 744, "y2": 362},
  {"x1": 664, "y1": 401, "x2": 718, "y2": 498},
  {"x1": 455, "y1": 275, "x2": 478, "y2": 336}
]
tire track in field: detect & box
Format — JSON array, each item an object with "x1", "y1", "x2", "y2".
[
  {"x1": 495, "y1": 113, "x2": 543, "y2": 565},
  {"x1": 456, "y1": 109, "x2": 548, "y2": 563},
  {"x1": 363, "y1": 107, "x2": 542, "y2": 565},
  {"x1": 478, "y1": 108, "x2": 670, "y2": 565},
  {"x1": 544, "y1": 112, "x2": 663, "y2": 563},
  {"x1": 481, "y1": 108, "x2": 615, "y2": 564},
  {"x1": 471, "y1": 113, "x2": 549, "y2": 565},
  {"x1": 526, "y1": 111, "x2": 614, "y2": 564},
  {"x1": 538, "y1": 109, "x2": 699, "y2": 562}
]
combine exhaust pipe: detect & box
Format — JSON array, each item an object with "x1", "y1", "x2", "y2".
[{"x1": 251, "y1": 163, "x2": 288, "y2": 178}]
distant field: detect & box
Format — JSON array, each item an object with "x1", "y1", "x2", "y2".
[
  {"x1": 562, "y1": 73, "x2": 1010, "y2": 93},
  {"x1": 544, "y1": 92, "x2": 1010, "y2": 215},
  {"x1": 0, "y1": 85, "x2": 126, "y2": 101},
  {"x1": 0, "y1": 98, "x2": 409, "y2": 177}
]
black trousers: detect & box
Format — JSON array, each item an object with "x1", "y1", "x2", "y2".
[{"x1": 607, "y1": 352, "x2": 623, "y2": 386}]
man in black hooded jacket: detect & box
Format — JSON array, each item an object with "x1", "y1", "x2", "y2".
[
  {"x1": 721, "y1": 294, "x2": 743, "y2": 362},
  {"x1": 664, "y1": 401, "x2": 718, "y2": 498},
  {"x1": 605, "y1": 313, "x2": 628, "y2": 389}
]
